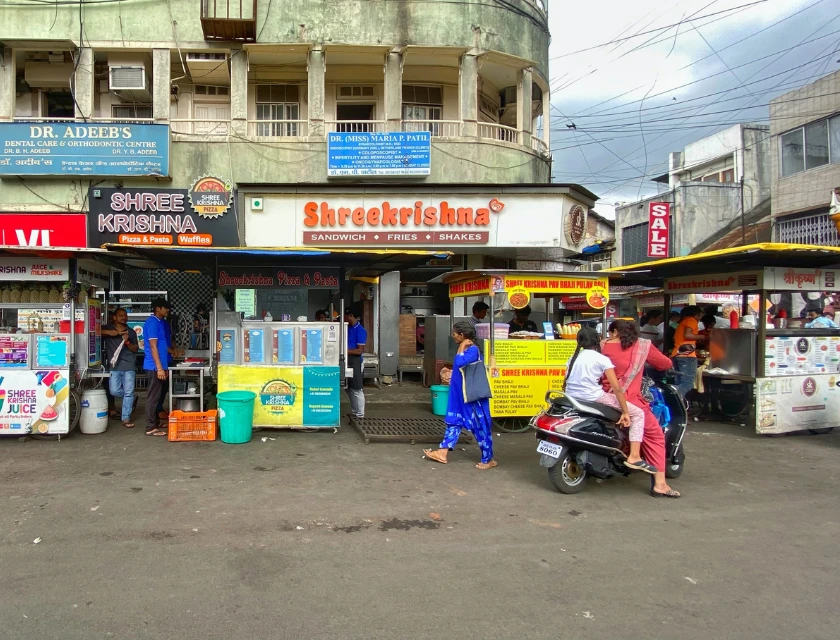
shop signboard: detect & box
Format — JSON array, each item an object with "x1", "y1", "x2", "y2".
[
  {"x1": 0, "y1": 213, "x2": 87, "y2": 248},
  {"x1": 217, "y1": 365, "x2": 341, "y2": 427},
  {"x1": 0, "y1": 369, "x2": 71, "y2": 435},
  {"x1": 502, "y1": 275, "x2": 609, "y2": 296},
  {"x1": 647, "y1": 202, "x2": 670, "y2": 258},
  {"x1": 756, "y1": 375, "x2": 840, "y2": 435},
  {"x1": 246, "y1": 192, "x2": 590, "y2": 250},
  {"x1": 664, "y1": 271, "x2": 763, "y2": 294},
  {"x1": 0, "y1": 257, "x2": 69, "y2": 281},
  {"x1": 0, "y1": 122, "x2": 169, "y2": 177},
  {"x1": 327, "y1": 131, "x2": 430, "y2": 177},
  {"x1": 763, "y1": 267, "x2": 837, "y2": 291},
  {"x1": 216, "y1": 267, "x2": 341, "y2": 289},
  {"x1": 88, "y1": 179, "x2": 238, "y2": 248}
]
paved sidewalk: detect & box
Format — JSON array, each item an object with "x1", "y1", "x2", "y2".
[{"x1": 1, "y1": 402, "x2": 838, "y2": 639}]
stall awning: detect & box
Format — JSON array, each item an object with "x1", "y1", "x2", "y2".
[
  {"x1": 608, "y1": 243, "x2": 840, "y2": 287},
  {"x1": 101, "y1": 245, "x2": 451, "y2": 278}
]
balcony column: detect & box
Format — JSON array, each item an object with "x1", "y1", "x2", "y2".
[
  {"x1": 0, "y1": 47, "x2": 14, "y2": 120},
  {"x1": 459, "y1": 52, "x2": 478, "y2": 137},
  {"x1": 73, "y1": 47, "x2": 94, "y2": 119},
  {"x1": 308, "y1": 46, "x2": 325, "y2": 136},
  {"x1": 230, "y1": 48, "x2": 248, "y2": 137},
  {"x1": 542, "y1": 86, "x2": 550, "y2": 151},
  {"x1": 517, "y1": 67, "x2": 533, "y2": 147},
  {"x1": 384, "y1": 50, "x2": 402, "y2": 132},
  {"x1": 152, "y1": 49, "x2": 171, "y2": 123}
]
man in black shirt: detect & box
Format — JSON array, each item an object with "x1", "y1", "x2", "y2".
[
  {"x1": 508, "y1": 304, "x2": 539, "y2": 335},
  {"x1": 102, "y1": 308, "x2": 140, "y2": 427}
]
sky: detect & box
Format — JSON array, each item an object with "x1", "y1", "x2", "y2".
[{"x1": 545, "y1": 0, "x2": 840, "y2": 218}]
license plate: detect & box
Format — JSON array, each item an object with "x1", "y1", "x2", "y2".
[{"x1": 536, "y1": 440, "x2": 562, "y2": 458}]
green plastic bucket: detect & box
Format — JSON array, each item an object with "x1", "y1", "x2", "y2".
[
  {"x1": 217, "y1": 390, "x2": 257, "y2": 444},
  {"x1": 430, "y1": 385, "x2": 450, "y2": 416}
]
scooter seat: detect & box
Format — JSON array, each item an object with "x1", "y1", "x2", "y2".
[{"x1": 551, "y1": 393, "x2": 623, "y2": 423}]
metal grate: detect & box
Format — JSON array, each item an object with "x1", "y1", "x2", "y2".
[
  {"x1": 775, "y1": 212, "x2": 840, "y2": 246},
  {"x1": 350, "y1": 416, "x2": 473, "y2": 445}
]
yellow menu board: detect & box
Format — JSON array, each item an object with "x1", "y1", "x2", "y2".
[
  {"x1": 489, "y1": 366, "x2": 566, "y2": 417},
  {"x1": 546, "y1": 340, "x2": 577, "y2": 364},
  {"x1": 487, "y1": 340, "x2": 546, "y2": 365}
]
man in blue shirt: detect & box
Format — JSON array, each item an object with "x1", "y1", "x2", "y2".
[
  {"x1": 144, "y1": 298, "x2": 172, "y2": 436},
  {"x1": 805, "y1": 308, "x2": 839, "y2": 329},
  {"x1": 345, "y1": 309, "x2": 367, "y2": 419}
]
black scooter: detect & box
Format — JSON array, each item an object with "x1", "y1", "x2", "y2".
[{"x1": 530, "y1": 372, "x2": 687, "y2": 494}]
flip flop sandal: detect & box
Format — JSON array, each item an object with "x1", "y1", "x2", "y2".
[
  {"x1": 145, "y1": 428, "x2": 167, "y2": 437},
  {"x1": 475, "y1": 461, "x2": 498, "y2": 470},
  {"x1": 650, "y1": 489, "x2": 681, "y2": 499},
  {"x1": 423, "y1": 449, "x2": 448, "y2": 464},
  {"x1": 123, "y1": 421, "x2": 135, "y2": 429},
  {"x1": 109, "y1": 410, "x2": 120, "y2": 420},
  {"x1": 624, "y1": 460, "x2": 658, "y2": 475}
]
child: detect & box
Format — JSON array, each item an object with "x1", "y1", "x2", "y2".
[{"x1": 563, "y1": 326, "x2": 658, "y2": 474}]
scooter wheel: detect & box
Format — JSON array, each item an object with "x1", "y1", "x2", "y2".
[
  {"x1": 665, "y1": 461, "x2": 684, "y2": 479},
  {"x1": 548, "y1": 452, "x2": 587, "y2": 494}
]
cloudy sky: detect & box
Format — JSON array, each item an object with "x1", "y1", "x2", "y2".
[{"x1": 545, "y1": 0, "x2": 840, "y2": 218}]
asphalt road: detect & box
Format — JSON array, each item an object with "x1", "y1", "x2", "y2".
[{"x1": 1, "y1": 409, "x2": 838, "y2": 639}]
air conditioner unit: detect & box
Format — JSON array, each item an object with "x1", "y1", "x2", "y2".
[
  {"x1": 109, "y1": 65, "x2": 151, "y2": 103},
  {"x1": 24, "y1": 61, "x2": 74, "y2": 88},
  {"x1": 590, "y1": 260, "x2": 610, "y2": 271}
]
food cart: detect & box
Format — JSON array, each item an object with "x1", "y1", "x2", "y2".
[
  {"x1": 0, "y1": 255, "x2": 104, "y2": 437},
  {"x1": 433, "y1": 270, "x2": 611, "y2": 431},
  {"x1": 611, "y1": 243, "x2": 840, "y2": 435}
]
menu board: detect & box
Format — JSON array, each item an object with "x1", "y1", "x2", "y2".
[
  {"x1": 0, "y1": 334, "x2": 30, "y2": 368},
  {"x1": 34, "y1": 335, "x2": 69, "y2": 368},
  {"x1": 765, "y1": 336, "x2": 840, "y2": 376},
  {"x1": 243, "y1": 328, "x2": 266, "y2": 364},
  {"x1": 546, "y1": 340, "x2": 578, "y2": 365},
  {"x1": 88, "y1": 300, "x2": 102, "y2": 367},
  {"x1": 489, "y1": 366, "x2": 567, "y2": 418},
  {"x1": 303, "y1": 328, "x2": 323, "y2": 364},
  {"x1": 486, "y1": 339, "x2": 577, "y2": 366},
  {"x1": 273, "y1": 328, "x2": 295, "y2": 364},
  {"x1": 756, "y1": 375, "x2": 840, "y2": 434},
  {"x1": 218, "y1": 329, "x2": 237, "y2": 364},
  {"x1": 18, "y1": 309, "x2": 63, "y2": 333}
]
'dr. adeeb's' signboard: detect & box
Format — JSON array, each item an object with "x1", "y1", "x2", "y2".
[
  {"x1": 88, "y1": 179, "x2": 238, "y2": 248},
  {"x1": 0, "y1": 122, "x2": 169, "y2": 177},
  {"x1": 327, "y1": 131, "x2": 430, "y2": 177}
]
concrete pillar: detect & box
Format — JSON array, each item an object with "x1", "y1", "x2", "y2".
[
  {"x1": 74, "y1": 47, "x2": 94, "y2": 119},
  {"x1": 459, "y1": 53, "x2": 478, "y2": 137},
  {"x1": 668, "y1": 151, "x2": 683, "y2": 189},
  {"x1": 307, "y1": 46, "x2": 325, "y2": 136},
  {"x1": 384, "y1": 51, "x2": 402, "y2": 132},
  {"x1": 379, "y1": 271, "x2": 400, "y2": 376},
  {"x1": 152, "y1": 49, "x2": 171, "y2": 123},
  {"x1": 542, "y1": 85, "x2": 550, "y2": 151},
  {"x1": 517, "y1": 67, "x2": 533, "y2": 147},
  {"x1": 230, "y1": 48, "x2": 248, "y2": 137},
  {"x1": 0, "y1": 47, "x2": 14, "y2": 120}
]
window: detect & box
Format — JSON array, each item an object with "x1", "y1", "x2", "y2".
[
  {"x1": 702, "y1": 173, "x2": 719, "y2": 183},
  {"x1": 112, "y1": 105, "x2": 152, "y2": 120},
  {"x1": 41, "y1": 90, "x2": 74, "y2": 118},
  {"x1": 194, "y1": 85, "x2": 229, "y2": 96},
  {"x1": 402, "y1": 85, "x2": 443, "y2": 135},
  {"x1": 338, "y1": 85, "x2": 374, "y2": 98},
  {"x1": 478, "y1": 92, "x2": 499, "y2": 121},
  {"x1": 255, "y1": 85, "x2": 300, "y2": 137},
  {"x1": 622, "y1": 214, "x2": 673, "y2": 265},
  {"x1": 780, "y1": 129, "x2": 804, "y2": 176},
  {"x1": 721, "y1": 169, "x2": 735, "y2": 183},
  {"x1": 402, "y1": 85, "x2": 442, "y2": 105},
  {"x1": 805, "y1": 119, "x2": 829, "y2": 169},
  {"x1": 780, "y1": 114, "x2": 840, "y2": 176},
  {"x1": 830, "y1": 115, "x2": 840, "y2": 164}
]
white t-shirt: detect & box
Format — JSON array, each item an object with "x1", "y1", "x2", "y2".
[
  {"x1": 640, "y1": 323, "x2": 664, "y2": 346},
  {"x1": 564, "y1": 349, "x2": 614, "y2": 402}
]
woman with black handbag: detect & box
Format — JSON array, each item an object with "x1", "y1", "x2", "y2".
[{"x1": 424, "y1": 322, "x2": 497, "y2": 470}]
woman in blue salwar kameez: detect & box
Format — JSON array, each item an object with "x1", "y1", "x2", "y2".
[{"x1": 424, "y1": 322, "x2": 497, "y2": 470}]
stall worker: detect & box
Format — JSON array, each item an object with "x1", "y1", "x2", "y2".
[
  {"x1": 315, "y1": 310, "x2": 328, "y2": 322},
  {"x1": 345, "y1": 309, "x2": 368, "y2": 419},
  {"x1": 144, "y1": 298, "x2": 172, "y2": 437},
  {"x1": 102, "y1": 307, "x2": 139, "y2": 428},
  {"x1": 805, "y1": 308, "x2": 839, "y2": 329},
  {"x1": 671, "y1": 305, "x2": 703, "y2": 397},
  {"x1": 508, "y1": 305, "x2": 539, "y2": 335},
  {"x1": 469, "y1": 301, "x2": 490, "y2": 327}
]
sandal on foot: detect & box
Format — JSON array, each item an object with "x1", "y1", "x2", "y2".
[
  {"x1": 650, "y1": 489, "x2": 681, "y2": 499},
  {"x1": 145, "y1": 428, "x2": 167, "y2": 437},
  {"x1": 123, "y1": 421, "x2": 135, "y2": 429},
  {"x1": 109, "y1": 410, "x2": 120, "y2": 420},
  {"x1": 624, "y1": 460, "x2": 658, "y2": 475},
  {"x1": 475, "y1": 460, "x2": 498, "y2": 470},
  {"x1": 423, "y1": 449, "x2": 447, "y2": 464}
]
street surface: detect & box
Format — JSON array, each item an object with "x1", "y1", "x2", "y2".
[{"x1": 1, "y1": 399, "x2": 838, "y2": 639}]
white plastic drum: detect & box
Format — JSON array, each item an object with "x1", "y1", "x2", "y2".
[{"x1": 80, "y1": 389, "x2": 109, "y2": 435}]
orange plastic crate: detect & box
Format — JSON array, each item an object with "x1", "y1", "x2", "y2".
[{"x1": 168, "y1": 410, "x2": 218, "y2": 442}]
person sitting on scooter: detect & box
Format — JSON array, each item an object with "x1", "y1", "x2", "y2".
[{"x1": 564, "y1": 327, "x2": 657, "y2": 474}]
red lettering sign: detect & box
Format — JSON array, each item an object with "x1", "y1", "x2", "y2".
[
  {"x1": 0, "y1": 213, "x2": 87, "y2": 248},
  {"x1": 647, "y1": 202, "x2": 670, "y2": 258}
]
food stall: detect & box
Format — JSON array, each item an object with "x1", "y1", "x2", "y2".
[
  {"x1": 432, "y1": 270, "x2": 611, "y2": 430},
  {"x1": 0, "y1": 255, "x2": 103, "y2": 437},
  {"x1": 611, "y1": 243, "x2": 840, "y2": 435}
]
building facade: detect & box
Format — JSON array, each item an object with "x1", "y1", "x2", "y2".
[
  {"x1": 614, "y1": 123, "x2": 771, "y2": 266},
  {"x1": 770, "y1": 69, "x2": 840, "y2": 246}
]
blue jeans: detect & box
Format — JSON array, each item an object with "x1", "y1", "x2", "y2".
[
  {"x1": 109, "y1": 370, "x2": 136, "y2": 422},
  {"x1": 672, "y1": 357, "x2": 697, "y2": 398}
]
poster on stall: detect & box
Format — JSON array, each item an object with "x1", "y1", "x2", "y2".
[
  {"x1": 218, "y1": 329, "x2": 237, "y2": 364},
  {"x1": 34, "y1": 335, "x2": 69, "y2": 368},
  {"x1": 765, "y1": 336, "x2": 840, "y2": 376},
  {"x1": 127, "y1": 321, "x2": 145, "y2": 353},
  {"x1": 0, "y1": 334, "x2": 31, "y2": 368},
  {"x1": 0, "y1": 370, "x2": 70, "y2": 434},
  {"x1": 756, "y1": 375, "x2": 840, "y2": 434},
  {"x1": 303, "y1": 329, "x2": 323, "y2": 364},
  {"x1": 273, "y1": 329, "x2": 295, "y2": 364},
  {"x1": 87, "y1": 299, "x2": 102, "y2": 367},
  {"x1": 217, "y1": 365, "x2": 340, "y2": 427},
  {"x1": 243, "y1": 328, "x2": 265, "y2": 364},
  {"x1": 489, "y1": 366, "x2": 566, "y2": 418}
]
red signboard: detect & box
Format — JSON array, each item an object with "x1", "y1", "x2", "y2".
[
  {"x1": 0, "y1": 213, "x2": 87, "y2": 248},
  {"x1": 647, "y1": 202, "x2": 670, "y2": 258}
]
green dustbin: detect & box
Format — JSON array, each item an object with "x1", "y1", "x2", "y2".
[
  {"x1": 430, "y1": 385, "x2": 450, "y2": 416},
  {"x1": 217, "y1": 390, "x2": 257, "y2": 444}
]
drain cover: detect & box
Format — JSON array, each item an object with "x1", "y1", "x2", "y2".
[{"x1": 350, "y1": 416, "x2": 473, "y2": 445}]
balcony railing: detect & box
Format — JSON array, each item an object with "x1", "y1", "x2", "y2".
[
  {"x1": 326, "y1": 120, "x2": 386, "y2": 133},
  {"x1": 12, "y1": 117, "x2": 76, "y2": 123},
  {"x1": 171, "y1": 118, "x2": 231, "y2": 136},
  {"x1": 478, "y1": 122, "x2": 520, "y2": 145},
  {"x1": 247, "y1": 119, "x2": 309, "y2": 138},
  {"x1": 402, "y1": 119, "x2": 462, "y2": 137},
  {"x1": 530, "y1": 136, "x2": 549, "y2": 155},
  {"x1": 201, "y1": 0, "x2": 257, "y2": 42}
]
